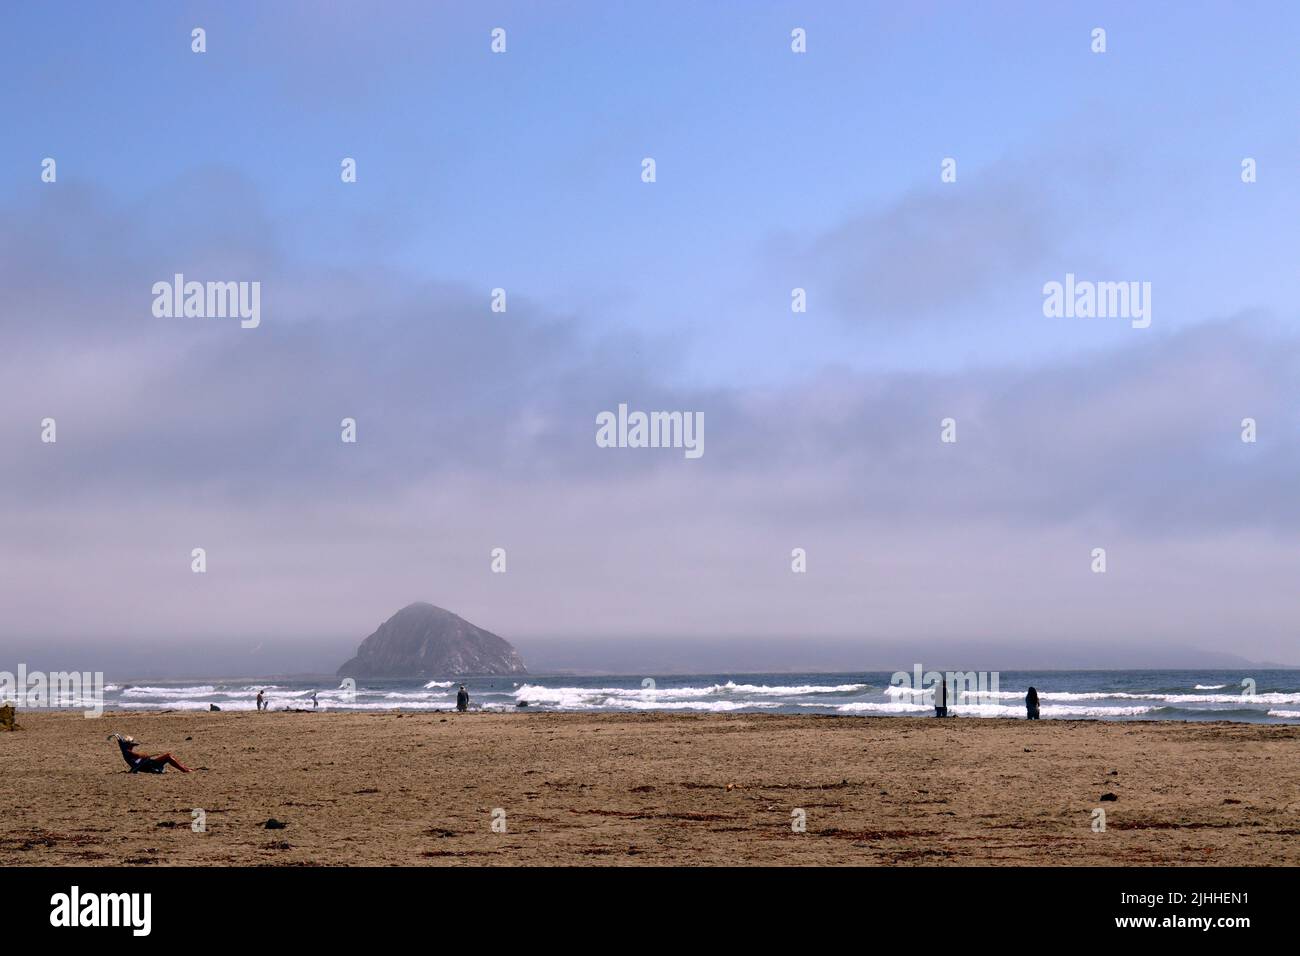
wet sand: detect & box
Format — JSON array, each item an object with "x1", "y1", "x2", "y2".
[{"x1": 3, "y1": 710, "x2": 1298, "y2": 866}]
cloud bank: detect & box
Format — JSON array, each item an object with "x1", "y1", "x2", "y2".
[{"x1": 2, "y1": 174, "x2": 1297, "y2": 670}]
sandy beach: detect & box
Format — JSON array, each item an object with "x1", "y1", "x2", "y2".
[{"x1": 3, "y1": 711, "x2": 1298, "y2": 866}]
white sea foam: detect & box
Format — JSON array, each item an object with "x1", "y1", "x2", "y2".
[
  {"x1": 510, "y1": 684, "x2": 790, "y2": 711},
  {"x1": 100, "y1": 676, "x2": 1300, "y2": 722},
  {"x1": 890, "y1": 687, "x2": 1300, "y2": 705},
  {"x1": 718, "y1": 681, "x2": 867, "y2": 695},
  {"x1": 1195, "y1": 684, "x2": 1228, "y2": 690},
  {"x1": 835, "y1": 701, "x2": 1155, "y2": 718},
  {"x1": 121, "y1": 685, "x2": 218, "y2": 698},
  {"x1": 1116, "y1": 691, "x2": 1300, "y2": 704},
  {"x1": 304, "y1": 701, "x2": 453, "y2": 711},
  {"x1": 118, "y1": 699, "x2": 456, "y2": 712},
  {"x1": 836, "y1": 701, "x2": 931, "y2": 714},
  {"x1": 512, "y1": 685, "x2": 645, "y2": 705},
  {"x1": 1032, "y1": 704, "x2": 1156, "y2": 718},
  {"x1": 603, "y1": 699, "x2": 782, "y2": 712},
  {"x1": 512, "y1": 681, "x2": 866, "y2": 705}
]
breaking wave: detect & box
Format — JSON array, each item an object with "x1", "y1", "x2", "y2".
[{"x1": 89, "y1": 672, "x2": 1300, "y2": 723}]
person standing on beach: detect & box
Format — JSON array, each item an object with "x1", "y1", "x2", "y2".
[
  {"x1": 1025, "y1": 687, "x2": 1040, "y2": 720},
  {"x1": 456, "y1": 685, "x2": 469, "y2": 712},
  {"x1": 256, "y1": 689, "x2": 266, "y2": 712},
  {"x1": 934, "y1": 675, "x2": 948, "y2": 718},
  {"x1": 310, "y1": 691, "x2": 318, "y2": 710}
]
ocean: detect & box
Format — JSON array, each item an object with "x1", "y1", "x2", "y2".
[{"x1": 97, "y1": 669, "x2": 1300, "y2": 723}]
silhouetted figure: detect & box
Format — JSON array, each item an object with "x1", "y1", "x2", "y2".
[
  {"x1": 456, "y1": 684, "x2": 469, "y2": 712},
  {"x1": 934, "y1": 676, "x2": 948, "y2": 718},
  {"x1": 1025, "y1": 686, "x2": 1040, "y2": 720},
  {"x1": 310, "y1": 691, "x2": 318, "y2": 710},
  {"x1": 256, "y1": 689, "x2": 266, "y2": 712}
]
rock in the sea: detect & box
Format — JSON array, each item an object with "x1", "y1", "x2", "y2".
[{"x1": 337, "y1": 602, "x2": 527, "y2": 679}]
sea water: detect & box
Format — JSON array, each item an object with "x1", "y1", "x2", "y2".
[{"x1": 91, "y1": 670, "x2": 1300, "y2": 723}]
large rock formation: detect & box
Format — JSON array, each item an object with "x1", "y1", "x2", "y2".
[{"x1": 337, "y1": 603, "x2": 526, "y2": 678}]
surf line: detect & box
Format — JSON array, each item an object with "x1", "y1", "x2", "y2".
[{"x1": 889, "y1": 665, "x2": 1001, "y2": 707}]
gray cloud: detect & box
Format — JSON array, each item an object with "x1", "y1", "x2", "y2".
[
  {"x1": 2, "y1": 182, "x2": 1297, "y2": 666},
  {"x1": 808, "y1": 180, "x2": 1057, "y2": 322}
]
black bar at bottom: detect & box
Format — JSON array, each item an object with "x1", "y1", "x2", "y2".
[{"x1": 9, "y1": 865, "x2": 1275, "y2": 940}]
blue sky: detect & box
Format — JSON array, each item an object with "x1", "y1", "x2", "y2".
[
  {"x1": 1, "y1": 2, "x2": 1298, "y2": 669},
  {"x1": 5, "y1": 0, "x2": 1295, "y2": 384}
]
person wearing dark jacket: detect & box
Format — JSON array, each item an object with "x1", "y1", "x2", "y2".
[
  {"x1": 1025, "y1": 686, "x2": 1041, "y2": 720},
  {"x1": 456, "y1": 685, "x2": 469, "y2": 712}
]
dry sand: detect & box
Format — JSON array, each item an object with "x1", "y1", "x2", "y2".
[{"x1": 2, "y1": 710, "x2": 1297, "y2": 866}]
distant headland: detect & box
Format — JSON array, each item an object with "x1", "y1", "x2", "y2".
[{"x1": 336, "y1": 603, "x2": 527, "y2": 679}]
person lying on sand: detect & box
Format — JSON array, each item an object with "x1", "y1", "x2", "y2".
[{"x1": 108, "y1": 732, "x2": 193, "y2": 773}]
